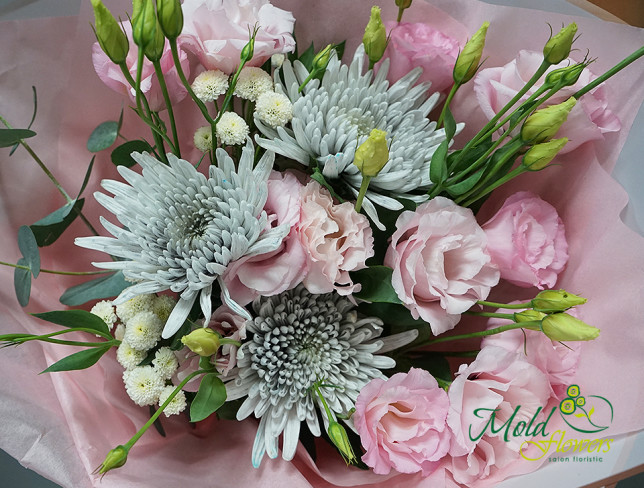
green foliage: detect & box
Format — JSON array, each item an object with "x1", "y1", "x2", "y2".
[
  {"x1": 87, "y1": 121, "x2": 119, "y2": 152},
  {"x1": 0, "y1": 129, "x2": 36, "y2": 147},
  {"x1": 17, "y1": 226, "x2": 40, "y2": 278},
  {"x1": 41, "y1": 345, "x2": 111, "y2": 373},
  {"x1": 190, "y1": 373, "x2": 227, "y2": 422},
  {"x1": 351, "y1": 266, "x2": 401, "y2": 304},
  {"x1": 111, "y1": 140, "x2": 153, "y2": 167},
  {"x1": 59, "y1": 271, "x2": 129, "y2": 306},
  {"x1": 30, "y1": 199, "x2": 85, "y2": 247},
  {"x1": 13, "y1": 257, "x2": 31, "y2": 307},
  {"x1": 32, "y1": 309, "x2": 111, "y2": 336},
  {"x1": 429, "y1": 140, "x2": 449, "y2": 184}
]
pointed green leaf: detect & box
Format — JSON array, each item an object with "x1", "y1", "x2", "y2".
[
  {"x1": 310, "y1": 167, "x2": 345, "y2": 203},
  {"x1": 32, "y1": 310, "x2": 110, "y2": 336},
  {"x1": 446, "y1": 168, "x2": 484, "y2": 197},
  {"x1": 430, "y1": 140, "x2": 449, "y2": 184},
  {"x1": 13, "y1": 257, "x2": 31, "y2": 307},
  {"x1": 111, "y1": 140, "x2": 153, "y2": 167},
  {"x1": 297, "y1": 42, "x2": 316, "y2": 70},
  {"x1": 59, "y1": 271, "x2": 129, "y2": 306},
  {"x1": 77, "y1": 157, "x2": 95, "y2": 198},
  {"x1": 27, "y1": 86, "x2": 38, "y2": 130},
  {"x1": 190, "y1": 373, "x2": 227, "y2": 422},
  {"x1": 18, "y1": 225, "x2": 40, "y2": 277},
  {"x1": 41, "y1": 346, "x2": 111, "y2": 373},
  {"x1": 443, "y1": 106, "x2": 457, "y2": 141},
  {"x1": 0, "y1": 129, "x2": 36, "y2": 147},
  {"x1": 351, "y1": 266, "x2": 402, "y2": 304},
  {"x1": 87, "y1": 121, "x2": 119, "y2": 152},
  {"x1": 30, "y1": 198, "x2": 85, "y2": 247}
]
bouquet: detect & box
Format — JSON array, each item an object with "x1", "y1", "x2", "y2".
[{"x1": 1, "y1": 0, "x2": 644, "y2": 486}]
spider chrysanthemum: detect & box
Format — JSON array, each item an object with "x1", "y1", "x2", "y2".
[
  {"x1": 225, "y1": 285, "x2": 418, "y2": 467},
  {"x1": 76, "y1": 141, "x2": 289, "y2": 338},
  {"x1": 256, "y1": 45, "x2": 461, "y2": 228}
]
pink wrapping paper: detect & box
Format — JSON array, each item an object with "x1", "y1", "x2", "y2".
[{"x1": 1, "y1": 0, "x2": 643, "y2": 486}]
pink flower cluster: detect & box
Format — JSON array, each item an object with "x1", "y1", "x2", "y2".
[{"x1": 354, "y1": 314, "x2": 582, "y2": 482}]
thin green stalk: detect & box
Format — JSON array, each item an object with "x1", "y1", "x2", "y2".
[
  {"x1": 29, "y1": 337, "x2": 115, "y2": 347},
  {"x1": 477, "y1": 299, "x2": 533, "y2": 309},
  {"x1": 460, "y1": 165, "x2": 524, "y2": 207},
  {"x1": 413, "y1": 321, "x2": 541, "y2": 347},
  {"x1": 437, "y1": 83, "x2": 460, "y2": 128},
  {"x1": 0, "y1": 260, "x2": 111, "y2": 276},
  {"x1": 354, "y1": 176, "x2": 371, "y2": 212},
  {"x1": 152, "y1": 60, "x2": 180, "y2": 157},
  {"x1": 465, "y1": 311, "x2": 515, "y2": 319}
]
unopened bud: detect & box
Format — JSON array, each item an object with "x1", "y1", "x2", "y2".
[
  {"x1": 363, "y1": 6, "x2": 387, "y2": 66},
  {"x1": 541, "y1": 313, "x2": 599, "y2": 341},
  {"x1": 96, "y1": 445, "x2": 129, "y2": 475},
  {"x1": 156, "y1": 0, "x2": 183, "y2": 41},
  {"x1": 144, "y1": 20, "x2": 166, "y2": 62},
  {"x1": 327, "y1": 421, "x2": 357, "y2": 465},
  {"x1": 544, "y1": 62, "x2": 587, "y2": 88},
  {"x1": 181, "y1": 328, "x2": 220, "y2": 356},
  {"x1": 313, "y1": 44, "x2": 334, "y2": 73},
  {"x1": 544, "y1": 23, "x2": 578, "y2": 65},
  {"x1": 354, "y1": 129, "x2": 389, "y2": 177},
  {"x1": 532, "y1": 289, "x2": 587, "y2": 312},
  {"x1": 520, "y1": 97, "x2": 576, "y2": 143},
  {"x1": 240, "y1": 25, "x2": 258, "y2": 63},
  {"x1": 132, "y1": 0, "x2": 157, "y2": 50},
  {"x1": 523, "y1": 138, "x2": 568, "y2": 170},
  {"x1": 91, "y1": 0, "x2": 129, "y2": 64},
  {"x1": 453, "y1": 21, "x2": 489, "y2": 84},
  {"x1": 514, "y1": 309, "x2": 546, "y2": 327}
]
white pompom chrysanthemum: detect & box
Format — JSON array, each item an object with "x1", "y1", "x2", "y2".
[
  {"x1": 234, "y1": 67, "x2": 274, "y2": 102},
  {"x1": 90, "y1": 300, "x2": 117, "y2": 328},
  {"x1": 193, "y1": 126, "x2": 213, "y2": 152},
  {"x1": 158, "y1": 386, "x2": 187, "y2": 417},
  {"x1": 216, "y1": 112, "x2": 249, "y2": 146},
  {"x1": 123, "y1": 366, "x2": 165, "y2": 406},
  {"x1": 115, "y1": 294, "x2": 155, "y2": 325},
  {"x1": 255, "y1": 91, "x2": 293, "y2": 128},
  {"x1": 123, "y1": 311, "x2": 163, "y2": 352},
  {"x1": 152, "y1": 295, "x2": 176, "y2": 322},
  {"x1": 116, "y1": 341, "x2": 147, "y2": 370},
  {"x1": 152, "y1": 347, "x2": 179, "y2": 380},
  {"x1": 192, "y1": 70, "x2": 229, "y2": 102}
]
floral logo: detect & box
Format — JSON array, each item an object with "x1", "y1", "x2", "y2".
[{"x1": 558, "y1": 384, "x2": 614, "y2": 434}]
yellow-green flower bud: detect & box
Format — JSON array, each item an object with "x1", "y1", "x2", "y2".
[
  {"x1": 543, "y1": 23, "x2": 578, "y2": 65},
  {"x1": 131, "y1": 0, "x2": 157, "y2": 50},
  {"x1": 96, "y1": 445, "x2": 129, "y2": 475},
  {"x1": 363, "y1": 6, "x2": 388, "y2": 66},
  {"x1": 514, "y1": 309, "x2": 546, "y2": 328},
  {"x1": 156, "y1": 0, "x2": 183, "y2": 41},
  {"x1": 453, "y1": 21, "x2": 489, "y2": 84},
  {"x1": 240, "y1": 26, "x2": 258, "y2": 63},
  {"x1": 181, "y1": 328, "x2": 220, "y2": 356},
  {"x1": 91, "y1": 0, "x2": 129, "y2": 64},
  {"x1": 523, "y1": 137, "x2": 568, "y2": 171},
  {"x1": 327, "y1": 421, "x2": 357, "y2": 465},
  {"x1": 312, "y1": 44, "x2": 334, "y2": 73},
  {"x1": 144, "y1": 20, "x2": 166, "y2": 62},
  {"x1": 396, "y1": 0, "x2": 413, "y2": 8},
  {"x1": 544, "y1": 62, "x2": 586, "y2": 88},
  {"x1": 541, "y1": 313, "x2": 600, "y2": 341},
  {"x1": 520, "y1": 97, "x2": 576, "y2": 144},
  {"x1": 354, "y1": 129, "x2": 389, "y2": 177},
  {"x1": 532, "y1": 289, "x2": 587, "y2": 312}
]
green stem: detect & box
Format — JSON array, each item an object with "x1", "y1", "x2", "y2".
[
  {"x1": 460, "y1": 165, "x2": 524, "y2": 207},
  {"x1": 354, "y1": 176, "x2": 372, "y2": 213},
  {"x1": 312, "y1": 382, "x2": 335, "y2": 422},
  {"x1": 33, "y1": 337, "x2": 115, "y2": 347},
  {"x1": 414, "y1": 321, "x2": 541, "y2": 347},
  {"x1": 477, "y1": 299, "x2": 533, "y2": 309},
  {"x1": 124, "y1": 369, "x2": 207, "y2": 450},
  {"x1": 573, "y1": 46, "x2": 644, "y2": 99},
  {"x1": 437, "y1": 83, "x2": 460, "y2": 129},
  {"x1": 0, "y1": 260, "x2": 111, "y2": 276},
  {"x1": 24, "y1": 326, "x2": 113, "y2": 341},
  {"x1": 396, "y1": 7, "x2": 404, "y2": 23},
  {"x1": 465, "y1": 311, "x2": 516, "y2": 319},
  {"x1": 152, "y1": 60, "x2": 180, "y2": 157}
]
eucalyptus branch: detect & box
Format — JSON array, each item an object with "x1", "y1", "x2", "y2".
[{"x1": 0, "y1": 260, "x2": 111, "y2": 276}]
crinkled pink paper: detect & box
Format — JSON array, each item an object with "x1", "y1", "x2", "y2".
[{"x1": 0, "y1": 1, "x2": 643, "y2": 487}]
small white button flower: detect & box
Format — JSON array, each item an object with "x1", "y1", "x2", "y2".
[
  {"x1": 271, "y1": 53, "x2": 285, "y2": 69},
  {"x1": 115, "y1": 294, "x2": 155, "y2": 325},
  {"x1": 191, "y1": 70, "x2": 229, "y2": 102},
  {"x1": 255, "y1": 91, "x2": 293, "y2": 128},
  {"x1": 233, "y1": 67, "x2": 273, "y2": 101},
  {"x1": 152, "y1": 295, "x2": 176, "y2": 323},
  {"x1": 90, "y1": 300, "x2": 117, "y2": 328},
  {"x1": 123, "y1": 311, "x2": 163, "y2": 352},
  {"x1": 152, "y1": 347, "x2": 179, "y2": 380},
  {"x1": 158, "y1": 385, "x2": 187, "y2": 416},
  {"x1": 193, "y1": 126, "x2": 213, "y2": 152},
  {"x1": 116, "y1": 341, "x2": 147, "y2": 370},
  {"x1": 216, "y1": 112, "x2": 249, "y2": 146},
  {"x1": 123, "y1": 366, "x2": 165, "y2": 406}
]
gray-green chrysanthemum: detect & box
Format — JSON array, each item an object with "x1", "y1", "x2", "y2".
[
  {"x1": 225, "y1": 285, "x2": 418, "y2": 467},
  {"x1": 76, "y1": 140, "x2": 288, "y2": 338},
  {"x1": 256, "y1": 45, "x2": 460, "y2": 228}
]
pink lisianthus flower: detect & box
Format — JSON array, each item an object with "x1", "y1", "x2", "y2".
[
  {"x1": 447, "y1": 346, "x2": 554, "y2": 485},
  {"x1": 298, "y1": 181, "x2": 374, "y2": 295},
  {"x1": 483, "y1": 308, "x2": 582, "y2": 399},
  {"x1": 474, "y1": 50, "x2": 620, "y2": 153},
  {"x1": 379, "y1": 22, "x2": 460, "y2": 94},
  {"x1": 92, "y1": 22, "x2": 189, "y2": 112},
  {"x1": 384, "y1": 197, "x2": 499, "y2": 336},
  {"x1": 482, "y1": 191, "x2": 569, "y2": 289},
  {"x1": 354, "y1": 368, "x2": 451, "y2": 476},
  {"x1": 178, "y1": 0, "x2": 295, "y2": 74},
  {"x1": 223, "y1": 171, "x2": 308, "y2": 305}
]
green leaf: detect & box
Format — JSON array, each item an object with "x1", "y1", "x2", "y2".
[
  {"x1": 190, "y1": 373, "x2": 227, "y2": 422},
  {"x1": 27, "y1": 86, "x2": 38, "y2": 130},
  {"x1": 87, "y1": 121, "x2": 119, "y2": 152},
  {"x1": 215, "y1": 398, "x2": 245, "y2": 420},
  {"x1": 407, "y1": 353, "x2": 452, "y2": 383},
  {"x1": 13, "y1": 257, "x2": 31, "y2": 307},
  {"x1": 0, "y1": 129, "x2": 36, "y2": 147},
  {"x1": 169, "y1": 320, "x2": 192, "y2": 350},
  {"x1": 30, "y1": 198, "x2": 84, "y2": 247},
  {"x1": 446, "y1": 168, "x2": 484, "y2": 197},
  {"x1": 358, "y1": 302, "x2": 425, "y2": 328},
  {"x1": 297, "y1": 42, "x2": 316, "y2": 71},
  {"x1": 77, "y1": 157, "x2": 95, "y2": 198},
  {"x1": 334, "y1": 40, "x2": 347, "y2": 61},
  {"x1": 430, "y1": 140, "x2": 449, "y2": 184},
  {"x1": 59, "y1": 271, "x2": 129, "y2": 306},
  {"x1": 443, "y1": 106, "x2": 457, "y2": 141},
  {"x1": 351, "y1": 266, "x2": 402, "y2": 304},
  {"x1": 18, "y1": 225, "x2": 40, "y2": 278},
  {"x1": 310, "y1": 167, "x2": 345, "y2": 203},
  {"x1": 111, "y1": 140, "x2": 153, "y2": 167},
  {"x1": 41, "y1": 346, "x2": 111, "y2": 373},
  {"x1": 32, "y1": 310, "x2": 111, "y2": 336}
]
